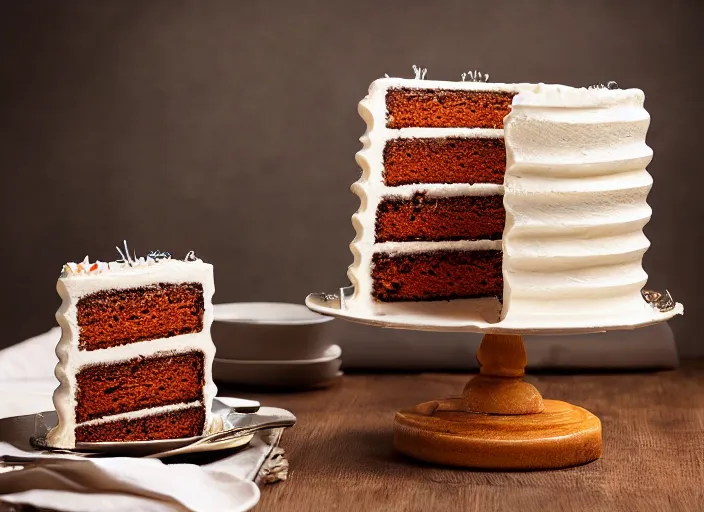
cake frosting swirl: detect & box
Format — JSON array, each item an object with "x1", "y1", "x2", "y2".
[{"x1": 501, "y1": 84, "x2": 655, "y2": 326}]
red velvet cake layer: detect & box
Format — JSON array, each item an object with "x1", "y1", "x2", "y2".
[
  {"x1": 386, "y1": 88, "x2": 516, "y2": 129},
  {"x1": 383, "y1": 137, "x2": 506, "y2": 186},
  {"x1": 75, "y1": 405, "x2": 205, "y2": 443},
  {"x1": 376, "y1": 193, "x2": 505, "y2": 243},
  {"x1": 371, "y1": 250, "x2": 503, "y2": 302},
  {"x1": 76, "y1": 283, "x2": 204, "y2": 351},
  {"x1": 75, "y1": 351, "x2": 205, "y2": 423}
]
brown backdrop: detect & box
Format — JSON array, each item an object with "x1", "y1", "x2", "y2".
[{"x1": 0, "y1": 0, "x2": 700, "y2": 356}]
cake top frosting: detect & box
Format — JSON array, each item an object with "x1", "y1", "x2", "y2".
[
  {"x1": 60, "y1": 241, "x2": 204, "y2": 278},
  {"x1": 511, "y1": 82, "x2": 644, "y2": 108},
  {"x1": 385, "y1": 65, "x2": 491, "y2": 83},
  {"x1": 373, "y1": 66, "x2": 642, "y2": 104}
]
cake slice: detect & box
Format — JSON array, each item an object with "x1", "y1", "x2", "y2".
[{"x1": 47, "y1": 244, "x2": 217, "y2": 448}]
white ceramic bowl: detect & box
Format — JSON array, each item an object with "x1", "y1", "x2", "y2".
[
  {"x1": 212, "y1": 302, "x2": 335, "y2": 361},
  {"x1": 213, "y1": 345, "x2": 342, "y2": 389}
]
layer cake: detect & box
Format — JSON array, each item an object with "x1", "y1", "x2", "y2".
[
  {"x1": 347, "y1": 72, "x2": 657, "y2": 325},
  {"x1": 47, "y1": 246, "x2": 217, "y2": 448}
]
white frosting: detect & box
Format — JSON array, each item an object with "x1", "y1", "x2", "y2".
[
  {"x1": 374, "y1": 240, "x2": 502, "y2": 255},
  {"x1": 501, "y1": 84, "x2": 654, "y2": 323},
  {"x1": 60, "y1": 250, "x2": 187, "y2": 277},
  {"x1": 347, "y1": 78, "x2": 535, "y2": 315},
  {"x1": 395, "y1": 127, "x2": 504, "y2": 139},
  {"x1": 47, "y1": 258, "x2": 217, "y2": 448},
  {"x1": 77, "y1": 401, "x2": 202, "y2": 428},
  {"x1": 345, "y1": 78, "x2": 673, "y2": 327},
  {"x1": 366, "y1": 77, "x2": 525, "y2": 93}
]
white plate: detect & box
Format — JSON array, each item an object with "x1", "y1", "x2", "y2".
[
  {"x1": 214, "y1": 302, "x2": 333, "y2": 325},
  {"x1": 215, "y1": 344, "x2": 342, "y2": 365},
  {"x1": 305, "y1": 291, "x2": 683, "y2": 335},
  {"x1": 22, "y1": 398, "x2": 297, "y2": 458},
  {"x1": 212, "y1": 302, "x2": 336, "y2": 361},
  {"x1": 213, "y1": 346, "x2": 342, "y2": 388}
]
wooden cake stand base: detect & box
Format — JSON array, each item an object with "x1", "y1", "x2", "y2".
[{"x1": 393, "y1": 333, "x2": 602, "y2": 469}]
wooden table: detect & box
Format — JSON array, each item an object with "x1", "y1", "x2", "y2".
[{"x1": 240, "y1": 362, "x2": 704, "y2": 512}]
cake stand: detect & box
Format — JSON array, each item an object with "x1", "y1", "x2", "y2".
[{"x1": 305, "y1": 289, "x2": 682, "y2": 470}]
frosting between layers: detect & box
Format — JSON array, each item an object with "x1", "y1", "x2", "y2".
[
  {"x1": 348, "y1": 78, "x2": 537, "y2": 315},
  {"x1": 501, "y1": 84, "x2": 654, "y2": 323},
  {"x1": 374, "y1": 240, "x2": 502, "y2": 255},
  {"x1": 76, "y1": 401, "x2": 202, "y2": 428},
  {"x1": 47, "y1": 259, "x2": 217, "y2": 449},
  {"x1": 396, "y1": 128, "x2": 504, "y2": 139}
]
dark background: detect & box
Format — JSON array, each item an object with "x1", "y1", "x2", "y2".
[{"x1": 0, "y1": 1, "x2": 700, "y2": 356}]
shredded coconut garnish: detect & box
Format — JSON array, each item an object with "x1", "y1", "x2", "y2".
[
  {"x1": 461, "y1": 70, "x2": 489, "y2": 82},
  {"x1": 412, "y1": 65, "x2": 427, "y2": 80},
  {"x1": 588, "y1": 80, "x2": 619, "y2": 90},
  {"x1": 61, "y1": 242, "x2": 197, "y2": 277},
  {"x1": 147, "y1": 250, "x2": 172, "y2": 261},
  {"x1": 115, "y1": 240, "x2": 133, "y2": 267},
  {"x1": 62, "y1": 259, "x2": 110, "y2": 277}
]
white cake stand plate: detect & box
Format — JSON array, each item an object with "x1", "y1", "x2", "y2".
[
  {"x1": 305, "y1": 288, "x2": 683, "y2": 470},
  {"x1": 305, "y1": 292, "x2": 683, "y2": 335}
]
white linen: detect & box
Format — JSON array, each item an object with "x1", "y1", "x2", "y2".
[{"x1": 0, "y1": 328, "x2": 287, "y2": 511}]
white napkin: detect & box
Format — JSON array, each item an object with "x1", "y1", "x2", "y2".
[
  {"x1": 0, "y1": 443, "x2": 260, "y2": 512},
  {"x1": 0, "y1": 328, "x2": 290, "y2": 511},
  {"x1": 0, "y1": 327, "x2": 61, "y2": 380}
]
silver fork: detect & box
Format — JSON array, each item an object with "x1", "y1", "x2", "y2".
[{"x1": 190, "y1": 418, "x2": 296, "y2": 448}]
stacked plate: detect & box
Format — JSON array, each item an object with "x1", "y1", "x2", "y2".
[{"x1": 211, "y1": 302, "x2": 340, "y2": 389}]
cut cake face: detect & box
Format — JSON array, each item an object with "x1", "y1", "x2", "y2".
[{"x1": 47, "y1": 246, "x2": 217, "y2": 449}]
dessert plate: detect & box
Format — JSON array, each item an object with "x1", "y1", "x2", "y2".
[
  {"x1": 213, "y1": 345, "x2": 342, "y2": 389},
  {"x1": 212, "y1": 302, "x2": 335, "y2": 361},
  {"x1": 306, "y1": 289, "x2": 684, "y2": 335},
  {"x1": 27, "y1": 398, "x2": 295, "y2": 458}
]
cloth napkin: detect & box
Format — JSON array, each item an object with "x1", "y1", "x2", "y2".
[
  {"x1": 0, "y1": 329, "x2": 290, "y2": 511},
  {"x1": 0, "y1": 442, "x2": 261, "y2": 512}
]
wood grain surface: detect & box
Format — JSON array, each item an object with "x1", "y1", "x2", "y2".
[
  {"x1": 1, "y1": 364, "x2": 701, "y2": 512},
  {"x1": 241, "y1": 362, "x2": 704, "y2": 512}
]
